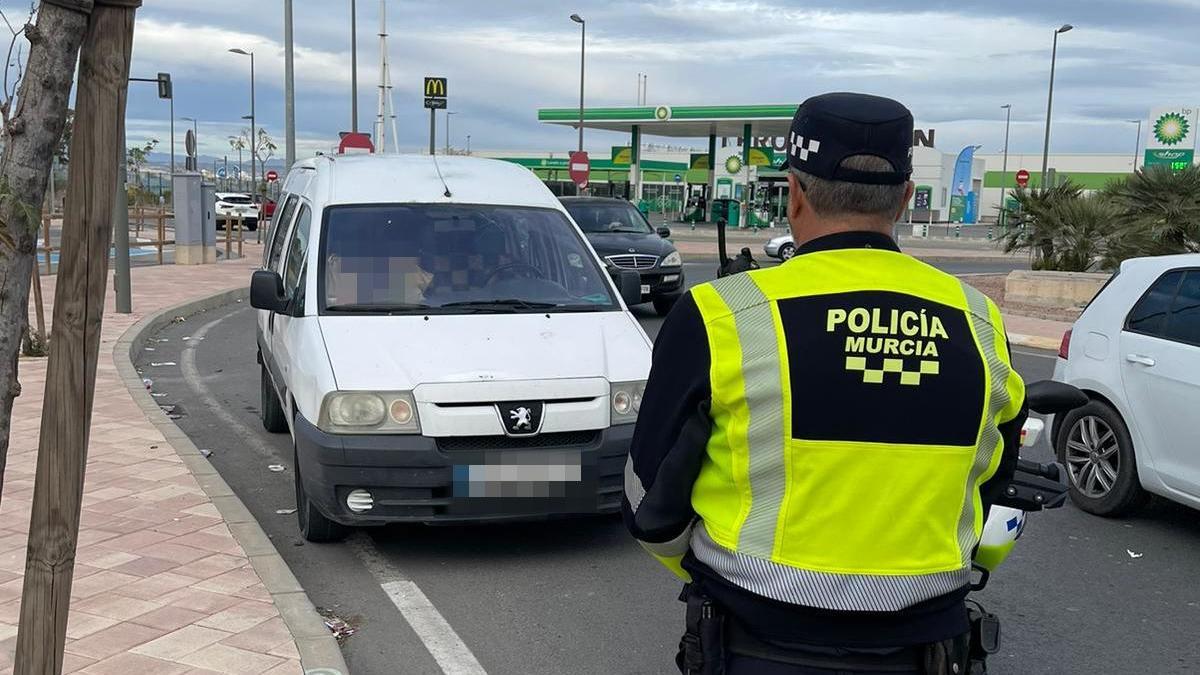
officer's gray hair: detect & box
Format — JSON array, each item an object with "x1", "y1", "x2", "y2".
[{"x1": 793, "y1": 155, "x2": 908, "y2": 219}]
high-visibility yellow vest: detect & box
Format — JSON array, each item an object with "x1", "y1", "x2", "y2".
[{"x1": 684, "y1": 247, "x2": 1024, "y2": 612}]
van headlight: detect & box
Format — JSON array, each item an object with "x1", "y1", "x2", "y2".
[
  {"x1": 661, "y1": 250, "x2": 682, "y2": 267},
  {"x1": 319, "y1": 391, "x2": 421, "y2": 434},
  {"x1": 610, "y1": 381, "x2": 645, "y2": 425}
]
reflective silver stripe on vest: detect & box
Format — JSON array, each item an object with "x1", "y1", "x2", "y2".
[
  {"x1": 708, "y1": 273, "x2": 786, "y2": 559},
  {"x1": 624, "y1": 454, "x2": 646, "y2": 513},
  {"x1": 958, "y1": 283, "x2": 1012, "y2": 565},
  {"x1": 640, "y1": 520, "x2": 696, "y2": 559},
  {"x1": 691, "y1": 523, "x2": 969, "y2": 612}
]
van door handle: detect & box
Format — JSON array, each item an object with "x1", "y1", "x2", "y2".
[{"x1": 1126, "y1": 353, "x2": 1156, "y2": 367}]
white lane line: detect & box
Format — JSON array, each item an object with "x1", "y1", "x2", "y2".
[
  {"x1": 348, "y1": 532, "x2": 488, "y2": 675},
  {"x1": 179, "y1": 310, "x2": 284, "y2": 462}
]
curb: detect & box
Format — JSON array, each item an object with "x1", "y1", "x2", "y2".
[
  {"x1": 1008, "y1": 333, "x2": 1062, "y2": 352},
  {"x1": 113, "y1": 287, "x2": 349, "y2": 675}
]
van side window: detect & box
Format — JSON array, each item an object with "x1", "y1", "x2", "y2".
[
  {"x1": 282, "y1": 203, "x2": 312, "y2": 296},
  {"x1": 267, "y1": 195, "x2": 299, "y2": 271}
]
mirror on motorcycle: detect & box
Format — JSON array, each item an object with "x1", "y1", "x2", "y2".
[{"x1": 1024, "y1": 380, "x2": 1088, "y2": 415}]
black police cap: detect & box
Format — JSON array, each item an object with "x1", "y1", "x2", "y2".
[{"x1": 779, "y1": 92, "x2": 913, "y2": 185}]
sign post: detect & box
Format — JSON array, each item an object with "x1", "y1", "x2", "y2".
[
  {"x1": 1015, "y1": 169, "x2": 1030, "y2": 188},
  {"x1": 424, "y1": 77, "x2": 447, "y2": 156},
  {"x1": 568, "y1": 150, "x2": 590, "y2": 190}
]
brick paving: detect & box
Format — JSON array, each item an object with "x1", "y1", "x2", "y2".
[{"x1": 0, "y1": 244, "x2": 304, "y2": 674}]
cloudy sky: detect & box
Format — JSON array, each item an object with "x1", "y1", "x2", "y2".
[{"x1": 11, "y1": 0, "x2": 1197, "y2": 160}]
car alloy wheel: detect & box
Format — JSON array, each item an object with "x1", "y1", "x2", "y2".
[
  {"x1": 779, "y1": 243, "x2": 796, "y2": 260},
  {"x1": 1064, "y1": 415, "x2": 1120, "y2": 498}
]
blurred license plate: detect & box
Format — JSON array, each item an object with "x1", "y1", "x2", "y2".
[
  {"x1": 640, "y1": 284, "x2": 650, "y2": 294},
  {"x1": 452, "y1": 450, "x2": 582, "y2": 498}
]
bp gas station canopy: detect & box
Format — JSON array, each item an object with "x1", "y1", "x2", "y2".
[
  {"x1": 538, "y1": 104, "x2": 801, "y2": 194},
  {"x1": 538, "y1": 104, "x2": 799, "y2": 139}
]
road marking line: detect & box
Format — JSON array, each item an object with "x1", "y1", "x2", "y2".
[
  {"x1": 349, "y1": 533, "x2": 487, "y2": 675},
  {"x1": 179, "y1": 310, "x2": 285, "y2": 462}
]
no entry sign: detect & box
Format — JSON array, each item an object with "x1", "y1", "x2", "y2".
[
  {"x1": 569, "y1": 151, "x2": 590, "y2": 188},
  {"x1": 1015, "y1": 169, "x2": 1030, "y2": 188},
  {"x1": 265, "y1": 170, "x2": 279, "y2": 182}
]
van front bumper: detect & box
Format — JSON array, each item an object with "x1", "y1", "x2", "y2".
[{"x1": 293, "y1": 413, "x2": 632, "y2": 525}]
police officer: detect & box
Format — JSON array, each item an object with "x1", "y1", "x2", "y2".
[{"x1": 623, "y1": 92, "x2": 1027, "y2": 674}]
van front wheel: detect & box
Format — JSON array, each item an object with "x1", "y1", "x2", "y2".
[
  {"x1": 261, "y1": 365, "x2": 288, "y2": 433},
  {"x1": 294, "y1": 444, "x2": 348, "y2": 543}
]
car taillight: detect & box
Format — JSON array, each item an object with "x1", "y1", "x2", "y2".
[{"x1": 1058, "y1": 328, "x2": 1072, "y2": 359}]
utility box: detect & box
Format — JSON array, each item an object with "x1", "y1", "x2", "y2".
[
  {"x1": 172, "y1": 172, "x2": 204, "y2": 265},
  {"x1": 200, "y1": 181, "x2": 217, "y2": 263}
]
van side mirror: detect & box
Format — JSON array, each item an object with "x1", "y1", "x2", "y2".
[
  {"x1": 250, "y1": 270, "x2": 289, "y2": 313},
  {"x1": 1025, "y1": 380, "x2": 1088, "y2": 415},
  {"x1": 657, "y1": 226, "x2": 672, "y2": 238},
  {"x1": 616, "y1": 269, "x2": 643, "y2": 306}
]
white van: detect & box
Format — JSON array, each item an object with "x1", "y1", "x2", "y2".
[{"x1": 253, "y1": 155, "x2": 653, "y2": 541}]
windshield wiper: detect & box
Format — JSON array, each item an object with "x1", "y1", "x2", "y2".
[
  {"x1": 325, "y1": 302, "x2": 434, "y2": 314},
  {"x1": 608, "y1": 228, "x2": 649, "y2": 234},
  {"x1": 438, "y1": 299, "x2": 558, "y2": 312}
]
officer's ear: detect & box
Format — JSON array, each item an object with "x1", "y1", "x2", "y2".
[
  {"x1": 895, "y1": 180, "x2": 916, "y2": 221},
  {"x1": 786, "y1": 172, "x2": 808, "y2": 227}
]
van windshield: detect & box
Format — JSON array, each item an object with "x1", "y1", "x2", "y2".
[
  {"x1": 563, "y1": 200, "x2": 653, "y2": 235},
  {"x1": 319, "y1": 204, "x2": 618, "y2": 314}
]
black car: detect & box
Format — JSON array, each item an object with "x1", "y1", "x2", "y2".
[{"x1": 561, "y1": 197, "x2": 684, "y2": 316}]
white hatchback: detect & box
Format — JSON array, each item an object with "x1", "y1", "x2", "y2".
[{"x1": 1052, "y1": 254, "x2": 1200, "y2": 516}]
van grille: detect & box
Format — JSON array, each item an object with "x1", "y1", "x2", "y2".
[
  {"x1": 606, "y1": 254, "x2": 658, "y2": 270},
  {"x1": 437, "y1": 430, "x2": 600, "y2": 452}
]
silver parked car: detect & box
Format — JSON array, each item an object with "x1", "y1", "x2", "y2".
[{"x1": 764, "y1": 233, "x2": 796, "y2": 260}]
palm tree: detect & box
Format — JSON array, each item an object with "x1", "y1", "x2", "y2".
[
  {"x1": 998, "y1": 182, "x2": 1116, "y2": 271},
  {"x1": 1104, "y1": 164, "x2": 1200, "y2": 258}
]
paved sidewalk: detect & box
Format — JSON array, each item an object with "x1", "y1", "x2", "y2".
[
  {"x1": 0, "y1": 245, "x2": 330, "y2": 674},
  {"x1": 1004, "y1": 313, "x2": 1072, "y2": 352}
]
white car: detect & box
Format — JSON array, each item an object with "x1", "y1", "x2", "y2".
[
  {"x1": 251, "y1": 154, "x2": 652, "y2": 541},
  {"x1": 1051, "y1": 254, "x2": 1200, "y2": 516},
  {"x1": 763, "y1": 233, "x2": 797, "y2": 260},
  {"x1": 215, "y1": 191, "x2": 260, "y2": 231}
]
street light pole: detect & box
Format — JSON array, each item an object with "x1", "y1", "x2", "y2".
[
  {"x1": 1040, "y1": 24, "x2": 1073, "y2": 189},
  {"x1": 445, "y1": 111, "x2": 456, "y2": 154},
  {"x1": 284, "y1": 0, "x2": 296, "y2": 169},
  {"x1": 467, "y1": 134, "x2": 471, "y2": 154},
  {"x1": 1128, "y1": 119, "x2": 1143, "y2": 171},
  {"x1": 570, "y1": 14, "x2": 585, "y2": 153},
  {"x1": 351, "y1": 0, "x2": 358, "y2": 133},
  {"x1": 230, "y1": 49, "x2": 257, "y2": 200},
  {"x1": 1000, "y1": 104, "x2": 1012, "y2": 228}
]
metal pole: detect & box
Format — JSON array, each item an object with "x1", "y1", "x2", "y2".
[
  {"x1": 1040, "y1": 27, "x2": 1068, "y2": 188},
  {"x1": 249, "y1": 52, "x2": 257, "y2": 202},
  {"x1": 467, "y1": 134, "x2": 471, "y2": 154},
  {"x1": 169, "y1": 95, "x2": 175, "y2": 175},
  {"x1": 115, "y1": 121, "x2": 131, "y2": 313},
  {"x1": 577, "y1": 20, "x2": 585, "y2": 152},
  {"x1": 1001, "y1": 104, "x2": 1011, "y2": 226},
  {"x1": 429, "y1": 108, "x2": 435, "y2": 155},
  {"x1": 351, "y1": 0, "x2": 358, "y2": 133},
  {"x1": 445, "y1": 111, "x2": 451, "y2": 154},
  {"x1": 1131, "y1": 119, "x2": 1142, "y2": 170},
  {"x1": 284, "y1": 0, "x2": 296, "y2": 168}
]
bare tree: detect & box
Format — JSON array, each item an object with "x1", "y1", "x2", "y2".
[{"x1": 0, "y1": 2, "x2": 92, "y2": 504}]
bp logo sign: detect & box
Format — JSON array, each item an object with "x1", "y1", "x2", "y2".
[
  {"x1": 1154, "y1": 112, "x2": 1191, "y2": 146},
  {"x1": 654, "y1": 106, "x2": 671, "y2": 121},
  {"x1": 724, "y1": 155, "x2": 743, "y2": 173}
]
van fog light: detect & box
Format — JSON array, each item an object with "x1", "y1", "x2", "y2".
[{"x1": 347, "y1": 489, "x2": 374, "y2": 513}]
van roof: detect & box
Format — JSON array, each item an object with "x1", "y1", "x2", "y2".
[{"x1": 297, "y1": 154, "x2": 561, "y2": 210}]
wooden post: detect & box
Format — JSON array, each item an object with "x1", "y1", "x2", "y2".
[
  {"x1": 225, "y1": 215, "x2": 232, "y2": 259},
  {"x1": 156, "y1": 204, "x2": 164, "y2": 265},
  {"x1": 13, "y1": 2, "x2": 140, "y2": 673},
  {"x1": 42, "y1": 213, "x2": 52, "y2": 275},
  {"x1": 29, "y1": 266, "x2": 46, "y2": 340},
  {"x1": 237, "y1": 215, "x2": 244, "y2": 259}
]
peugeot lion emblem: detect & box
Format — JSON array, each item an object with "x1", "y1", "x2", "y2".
[{"x1": 497, "y1": 401, "x2": 544, "y2": 436}]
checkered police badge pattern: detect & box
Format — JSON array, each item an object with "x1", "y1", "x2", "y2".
[
  {"x1": 789, "y1": 131, "x2": 820, "y2": 162},
  {"x1": 845, "y1": 356, "x2": 940, "y2": 386}
]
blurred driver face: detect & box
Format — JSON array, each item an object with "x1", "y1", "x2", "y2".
[{"x1": 326, "y1": 254, "x2": 433, "y2": 305}]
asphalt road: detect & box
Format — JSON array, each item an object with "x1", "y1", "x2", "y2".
[{"x1": 136, "y1": 261, "x2": 1200, "y2": 675}]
